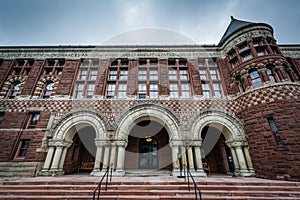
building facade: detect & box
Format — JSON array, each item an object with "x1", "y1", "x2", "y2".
[{"x1": 0, "y1": 17, "x2": 299, "y2": 181}]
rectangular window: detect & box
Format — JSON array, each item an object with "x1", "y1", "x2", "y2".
[
  {"x1": 179, "y1": 70, "x2": 188, "y2": 81},
  {"x1": 16, "y1": 140, "x2": 30, "y2": 159},
  {"x1": 109, "y1": 70, "x2": 117, "y2": 81},
  {"x1": 28, "y1": 112, "x2": 40, "y2": 128},
  {"x1": 170, "y1": 83, "x2": 178, "y2": 98},
  {"x1": 199, "y1": 69, "x2": 207, "y2": 80},
  {"x1": 86, "y1": 83, "x2": 95, "y2": 99},
  {"x1": 169, "y1": 69, "x2": 177, "y2": 80},
  {"x1": 75, "y1": 83, "x2": 84, "y2": 99},
  {"x1": 149, "y1": 69, "x2": 158, "y2": 80},
  {"x1": 210, "y1": 69, "x2": 218, "y2": 80},
  {"x1": 150, "y1": 84, "x2": 158, "y2": 98},
  {"x1": 0, "y1": 112, "x2": 4, "y2": 122},
  {"x1": 202, "y1": 83, "x2": 210, "y2": 98},
  {"x1": 239, "y1": 44, "x2": 249, "y2": 52},
  {"x1": 267, "y1": 117, "x2": 282, "y2": 144},
  {"x1": 119, "y1": 69, "x2": 128, "y2": 80},
  {"x1": 90, "y1": 69, "x2": 98, "y2": 80},
  {"x1": 107, "y1": 84, "x2": 116, "y2": 98},
  {"x1": 181, "y1": 83, "x2": 190, "y2": 98},
  {"x1": 138, "y1": 83, "x2": 147, "y2": 98},
  {"x1": 257, "y1": 49, "x2": 265, "y2": 56},
  {"x1": 139, "y1": 69, "x2": 147, "y2": 80},
  {"x1": 213, "y1": 83, "x2": 222, "y2": 98},
  {"x1": 118, "y1": 84, "x2": 127, "y2": 98},
  {"x1": 79, "y1": 69, "x2": 88, "y2": 80},
  {"x1": 242, "y1": 53, "x2": 252, "y2": 61}
]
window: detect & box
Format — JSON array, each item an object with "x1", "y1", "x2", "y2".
[
  {"x1": 253, "y1": 40, "x2": 260, "y2": 47},
  {"x1": 150, "y1": 84, "x2": 158, "y2": 98},
  {"x1": 43, "y1": 82, "x2": 54, "y2": 99},
  {"x1": 86, "y1": 83, "x2": 95, "y2": 99},
  {"x1": 181, "y1": 83, "x2": 190, "y2": 98},
  {"x1": 75, "y1": 83, "x2": 84, "y2": 99},
  {"x1": 149, "y1": 69, "x2": 158, "y2": 80},
  {"x1": 169, "y1": 69, "x2": 177, "y2": 80},
  {"x1": 139, "y1": 69, "x2": 147, "y2": 80},
  {"x1": 213, "y1": 83, "x2": 222, "y2": 98},
  {"x1": 119, "y1": 69, "x2": 128, "y2": 80},
  {"x1": 179, "y1": 70, "x2": 188, "y2": 81},
  {"x1": 44, "y1": 59, "x2": 64, "y2": 75},
  {"x1": 79, "y1": 69, "x2": 88, "y2": 80},
  {"x1": 267, "y1": 69, "x2": 277, "y2": 83},
  {"x1": 109, "y1": 70, "x2": 117, "y2": 81},
  {"x1": 257, "y1": 49, "x2": 265, "y2": 56},
  {"x1": 107, "y1": 84, "x2": 115, "y2": 99},
  {"x1": 28, "y1": 112, "x2": 40, "y2": 128},
  {"x1": 249, "y1": 70, "x2": 262, "y2": 88},
  {"x1": 209, "y1": 69, "x2": 218, "y2": 80},
  {"x1": 239, "y1": 43, "x2": 249, "y2": 52},
  {"x1": 75, "y1": 67, "x2": 98, "y2": 99},
  {"x1": 199, "y1": 69, "x2": 207, "y2": 80},
  {"x1": 90, "y1": 69, "x2": 98, "y2": 80},
  {"x1": 242, "y1": 52, "x2": 252, "y2": 61},
  {"x1": 0, "y1": 112, "x2": 4, "y2": 122},
  {"x1": 9, "y1": 82, "x2": 22, "y2": 99},
  {"x1": 12, "y1": 60, "x2": 33, "y2": 76},
  {"x1": 118, "y1": 83, "x2": 127, "y2": 98},
  {"x1": 138, "y1": 84, "x2": 147, "y2": 98},
  {"x1": 202, "y1": 82, "x2": 210, "y2": 98},
  {"x1": 169, "y1": 83, "x2": 178, "y2": 98},
  {"x1": 267, "y1": 117, "x2": 282, "y2": 144},
  {"x1": 16, "y1": 140, "x2": 30, "y2": 159}
]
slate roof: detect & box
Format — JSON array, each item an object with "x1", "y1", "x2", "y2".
[{"x1": 218, "y1": 16, "x2": 273, "y2": 46}]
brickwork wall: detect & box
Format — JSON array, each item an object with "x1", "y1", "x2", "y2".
[
  {"x1": 237, "y1": 99, "x2": 300, "y2": 181},
  {"x1": 56, "y1": 60, "x2": 79, "y2": 96}
]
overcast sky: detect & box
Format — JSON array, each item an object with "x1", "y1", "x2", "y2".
[{"x1": 0, "y1": 0, "x2": 299, "y2": 46}]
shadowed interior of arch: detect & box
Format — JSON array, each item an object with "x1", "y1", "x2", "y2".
[
  {"x1": 125, "y1": 120, "x2": 173, "y2": 172},
  {"x1": 63, "y1": 126, "x2": 96, "y2": 174},
  {"x1": 201, "y1": 125, "x2": 234, "y2": 175}
]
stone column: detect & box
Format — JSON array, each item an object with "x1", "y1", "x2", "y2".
[
  {"x1": 187, "y1": 146, "x2": 195, "y2": 171},
  {"x1": 115, "y1": 141, "x2": 127, "y2": 176},
  {"x1": 170, "y1": 141, "x2": 180, "y2": 176},
  {"x1": 243, "y1": 146, "x2": 255, "y2": 174},
  {"x1": 232, "y1": 142, "x2": 253, "y2": 177},
  {"x1": 227, "y1": 143, "x2": 240, "y2": 176},
  {"x1": 58, "y1": 147, "x2": 68, "y2": 170},
  {"x1": 102, "y1": 145, "x2": 111, "y2": 170},
  {"x1": 258, "y1": 68, "x2": 270, "y2": 83},
  {"x1": 110, "y1": 142, "x2": 117, "y2": 170},
  {"x1": 41, "y1": 146, "x2": 55, "y2": 171},
  {"x1": 91, "y1": 140, "x2": 105, "y2": 176},
  {"x1": 49, "y1": 144, "x2": 64, "y2": 174}
]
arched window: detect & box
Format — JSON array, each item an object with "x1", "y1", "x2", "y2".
[
  {"x1": 43, "y1": 82, "x2": 54, "y2": 99},
  {"x1": 8, "y1": 82, "x2": 21, "y2": 99},
  {"x1": 249, "y1": 70, "x2": 262, "y2": 88},
  {"x1": 267, "y1": 68, "x2": 277, "y2": 83}
]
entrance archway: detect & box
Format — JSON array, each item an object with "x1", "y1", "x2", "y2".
[
  {"x1": 125, "y1": 120, "x2": 172, "y2": 171},
  {"x1": 201, "y1": 126, "x2": 234, "y2": 175},
  {"x1": 63, "y1": 127, "x2": 96, "y2": 174}
]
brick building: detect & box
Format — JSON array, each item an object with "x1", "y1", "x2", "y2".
[{"x1": 0, "y1": 17, "x2": 299, "y2": 181}]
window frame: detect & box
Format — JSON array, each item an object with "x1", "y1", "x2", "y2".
[{"x1": 15, "y1": 139, "x2": 31, "y2": 160}]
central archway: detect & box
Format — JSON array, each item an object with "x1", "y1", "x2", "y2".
[
  {"x1": 114, "y1": 103, "x2": 181, "y2": 176},
  {"x1": 125, "y1": 120, "x2": 172, "y2": 172}
]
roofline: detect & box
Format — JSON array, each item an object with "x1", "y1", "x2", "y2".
[{"x1": 0, "y1": 44, "x2": 218, "y2": 49}]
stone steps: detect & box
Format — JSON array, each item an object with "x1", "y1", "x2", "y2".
[{"x1": 0, "y1": 175, "x2": 299, "y2": 199}]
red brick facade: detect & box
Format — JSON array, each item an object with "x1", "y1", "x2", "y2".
[{"x1": 0, "y1": 17, "x2": 299, "y2": 180}]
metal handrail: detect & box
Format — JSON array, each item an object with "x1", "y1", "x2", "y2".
[
  {"x1": 92, "y1": 166, "x2": 112, "y2": 200},
  {"x1": 187, "y1": 170, "x2": 202, "y2": 200}
]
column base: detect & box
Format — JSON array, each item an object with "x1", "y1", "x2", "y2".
[
  {"x1": 90, "y1": 170, "x2": 108, "y2": 177},
  {"x1": 191, "y1": 169, "x2": 207, "y2": 177},
  {"x1": 38, "y1": 169, "x2": 64, "y2": 176},
  {"x1": 239, "y1": 169, "x2": 255, "y2": 177},
  {"x1": 113, "y1": 170, "x2": 125, "y2": 177},
  {"x1": 172, "y1": 169, "x2": 184, "y2": 177}
]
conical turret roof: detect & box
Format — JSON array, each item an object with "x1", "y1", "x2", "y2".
[{"x1": 218, "y1": 16, "x2": 273, "y2": 46}]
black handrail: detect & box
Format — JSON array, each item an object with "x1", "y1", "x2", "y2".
[
  {"x1": 92, "y1": 166, "x2": 112, "y2": 200},
  {"x1": 187, "y1": 170, "x2": 202, "y2": 200}
]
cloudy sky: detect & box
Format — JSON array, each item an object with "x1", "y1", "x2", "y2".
[{"x1": 0, "y1": 0, "x2": 299, "y2": 46}]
